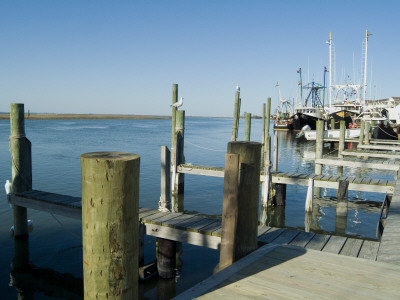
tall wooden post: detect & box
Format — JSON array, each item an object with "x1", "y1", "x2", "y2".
[
  {"x1": 10, "y1": 103, "x2": 32, "y2": 238},
  {"x1": 159, "y1": 146, "x2": 171, "y2": 212},
  {"x1": 335, "y1": 180, "x2": 349, "y2": 236},
  {"x1": 171, "y1": 84, "x2": 178, "y2": 153},
  {"x1": 364, "y1": 122, "x2": 371, "y2": 145},
  {"x1": 261, "y1": 103, "x2": 266, "y2": 167},
  {"x1": 261, "y1": 98, "x2": 272, "y2": 207},
  {"x1": 315, "y1": 120, "x2": 324, "y2": 197},
  {"x1": 218, "y1": 153, "x2": 240, "y2": 271},
  {"x1": 358, "y1": 120, "x2": 365, "y2": 147},
  {"x1": 81, "y1": 152, "x2": 140, "y2": 300},
  {"x1": 231, "y1": 87, "x2": 241, "y2": 141},
  {"x1": 171, "y1": 110, "x2": 185, "y2": 209},
  {"x1": 244, "y1": 113, "x2": 251, "y2": 141},
  {"x1": 330, "y1": 118, "x2": 335, "y2": 130},
  {"x1": 226, "y1": 141, "x2": 261, "y2": 260},
  {"x1": 273, "y1": 133, "x2": 278, "y2": 172},
  {"x1": 338, "y1": 120, "x2": 345, "y2": 177}
]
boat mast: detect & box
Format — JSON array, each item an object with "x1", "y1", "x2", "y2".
[
  {"x1": 326, "y1": 32, "x2": 332, "y2": 110},
  {"x1": 297, "y1": 68, "x2": 303, "y2": 106},
  {"x1": 363, "y1": 29, "x2": 371, "y2": 106}
]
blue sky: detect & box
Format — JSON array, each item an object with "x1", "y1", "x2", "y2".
[{"x1": 1, "y1": 0, "x2": 399, "y2": 117}]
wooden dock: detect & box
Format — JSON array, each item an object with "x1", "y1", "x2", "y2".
[
  {"x1": 178, "y1": 164, "x2": 395, "y2": 193},
  {"x1": 9, "y1": 190, "x2": 381, "y2": 258},
  {"x1": 174, "y1": 244, "x2": 400, "y2": 300}
]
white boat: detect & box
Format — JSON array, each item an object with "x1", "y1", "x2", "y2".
[{"x1": 304, "y1": 128, "x2": 361, "y2": 140}]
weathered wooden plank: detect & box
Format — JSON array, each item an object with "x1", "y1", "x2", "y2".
[
  {"x1": 316, "y1": 157, "x2": 400, "y2": 171},
  {"x1": 199, "y1": 220, "x2": 222, "y2": 236},
  {"x1": 322, "y1": 235, "x2": 347, "y2": 254},
  {"x1": 144, "y1": 223, "x2": 221, "y2": 250},
  {"x1": 9, "y1": 194, "x2": 81, "y2": 220},
  {"x1": 139, "y1": 209, "x2": 161, "y2": 219},
  {"x1": 163, "y1": 214, "x2": 205, "y2": 227},
  {"x1": 358, "y1": 240, "x2": 379, "y2": 260},
  {"x1": 142, "y1": 211, "x2": 171, "y2": 222},
  {"x1": 270, "y1": 229, "x2": 300, "y2": 244},
  {"x1": 186, "y1": 218, "x2": 220, "y2": 233},
  {"x1": 289, "y1": 231, "x2": 316, "y2": 248},
  {"x1": 146, "y1": 212, "x2": 183, "y2": 223},
  {"x1": 305, "y1": 234, "x2": 330, "y2": 251},
  {"x1": 340, "y1": 238, "x2": 363, "y2": 257},
  {"x1": 257, "y1": 228, "x2": 284, "y2": 244}
]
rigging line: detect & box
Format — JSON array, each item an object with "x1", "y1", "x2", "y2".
[
  {"x1": 377, "y1": 126, "x2": 398, "y2": 139},
  {"x1": 185, "y1": 139, "x2": 225, "y2": 152},
  {"x1": 51, "y1": 213, "x2": 81, "y2": 241}
]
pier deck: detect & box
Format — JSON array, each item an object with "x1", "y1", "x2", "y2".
[
  {"x1": 9, "y1": 190, "x2": 381, "y2": 257},
  {"x1": 174, "y1": 244, "x2": 400, "y2": 300}
]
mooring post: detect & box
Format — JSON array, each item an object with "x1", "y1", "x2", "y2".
[
  {"x1": 364, "y1": 121, "x2": 371, "y2": 145},
  {"x1": 338, "y1": 120, "x2": 345, "y2": 177},
  {"x1": 159, "y1": 146, "x2": 171, "y2": 212},
  {"x1": 330, "y1": 118, "x2": 335, "y2": 130},
  {"x1": 273, "y1": 133, "x2": 278, "y2": 172},
  {"x1": 171, "y1": 84, "x2": 178, "y2": 153},
  {"x1": 336, "y1": 180, "x2": 349, "y2": 235},
  {"x1": 314, "y1": 120, "x2": 324, "y2": 197},
  {"x1": 218, "y1": 153, "x2": 240, "y2": 271},
  {"x1": 81, "y1": 152, "x2": 139, "y2": 299},
  {"x1": 171, "y1": 110, "x2": 185, "y2": 209},
  {"x1": 305, "y1": 178, "x2": 314, "y2": 212},
  {"x1": 224, "y1": 141, "x2": 261, "y2": 262},
  {"x1": 10, "y1": 103, "x2": 32, "y2": 238},
  {"x1": 244, "y1": 113, "x2": 251, "y2": 141},
  {"x1": 231, "y1": 87, "x2": 241, "y2": 141},
  {"x1": 261, "y1": 98, "x2": 272, "y2": 207},
  {"x1": 358, "y1": 120, "x2": 365, "y2": 147},
  {"x1": 261, "y1": 103, "x2": 266, "y2": 167}
]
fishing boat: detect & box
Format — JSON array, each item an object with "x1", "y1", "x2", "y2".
[
  {"x1": 303, "y1": 126, "x2": 361, "y2": 140},
  {"x1": 273, "y1": 82, "x2": 293, "y2": 130}
]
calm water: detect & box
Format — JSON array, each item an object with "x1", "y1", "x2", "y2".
[{"x1": 0, "y1": 117, "x2": 391, "y2": 299}]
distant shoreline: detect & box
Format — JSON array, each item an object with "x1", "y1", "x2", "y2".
[{"x1": 0, "y1": 113, "x2": 171, "y2": 120}]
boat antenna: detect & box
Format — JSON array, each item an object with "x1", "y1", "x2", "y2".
[{"x1": 323, "y1": 66, "x2": 327, "y2": 108}]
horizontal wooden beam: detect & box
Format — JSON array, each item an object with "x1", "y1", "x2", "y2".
[
  {"x1": 341, "y1": 150, "x2": 400, "y2": 159},
  {"x1": 315, "y1": 158, "x2": 400, "y2": 171}
]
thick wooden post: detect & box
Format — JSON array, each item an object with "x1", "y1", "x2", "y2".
[
  {"x1": 157, "y1": 238, "x2": 176, "y2": 279},
  {"x1": 231, "y1": 87, "x2": 241, "y2": 141},
  {"x1": 273, "y1": 133, "x2": 278, "y2": 172},
  {"x1": 315, "y1": 120, "x2": 324, "y2": 197},
  {"x1": 315, "y1": 120, "x2": 324, "y2": 175},
  {"x1": 172, "y1": 110, "x2": 185, "y2": 205},
  {"x1": 358, "y1": 121, "x2": 365, "y2": 147},
  {"x1": 364, "y1": 122, "x2": 371, "y2": 145},
  {"x1": 274, "y1": 183, "x2": 286, "y2": 206},
  {"x1": 10, "y1": 103, "x2": 32, "y2": 237},
  {"x1": 330, "y1": 118, "x2": 335, "y2": 130},
  {"x1": 81, "y1": 152, "x2": 139, "y2": 300},
  {"x1": 226, "y1": 141, "x2": 261, "y2": 260},
  {"x1": 338, "y1": 120, "x2": 345, "y2": 176},
  {"x1": 244, "y1": 113, "x2": 251, "y2": 141},
  {"x1": 261, "y1": 103, "x2": 266, "y2": 167},
  {"x1": 171, "y1": 84, "x2": 178, "y2": 153},
  {"x1": 159, "y1": 146, "x2": 171, "y2": 212},
  {"x1": 261, "y1": 98, "x2": 272, "y2": 207},
  {"x1": 218, "y1": 153, "x2": 240, "y2": 271},
  {"x1": 305, "y1": 178, "x2": 314, "y2": 212}
]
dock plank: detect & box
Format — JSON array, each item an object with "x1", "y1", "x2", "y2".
[
  {"x1": 358, "y1": 240, "x2": 379, "y2": 260},
  {"x1": 289, "y1": 231, "x2": 315, "y2": 248},
  {"x1": 305, "y1": 234, "x2": 330, "y2": 251},
  {"x1": 339, "y1": 238, "x2": 363, "y2": 257},
  {"x1": 322, "y1": 235, "x2": 347, "y2": 254}
]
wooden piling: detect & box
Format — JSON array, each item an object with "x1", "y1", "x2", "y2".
[
  {"x1": 261, "y1": 98, "x2": 272, "y2": 207},
  {"x1": 231, "y1": 88, "x2": 241, "y2": 141},
  {"x1": 172, "y1": 110, "x2": 185, "y2": 202},
  {"x1": 157, "y1": 238, "x2": 176, "y2": 279},
  {"x1": 330, "y1": 118, "x2": 335, "y2": 130},
  {"x1": 364, "y1": 122, "x2": 371, "y2": 145},
  {"x1": 338, "y1": 120, "x2": 345, "y2": 176},
  {"x1": 314, "y1": 120, "x2": 324, "y2": 197},
  {"x1": 171, "y1": 84, "x2": 178, "y2": 152},
  {"x1": 274, "y1": 183, "x2": 286, "y2": 206},
  {"x1": 219, "y1": 153, "x2": 240, "y2": 271},
  {"x1": 81, "y1": 152, "x2": 140, "y2": 299},
  {"x1": 10, "y1": 103, "x2": 32, "y2": 237},
  {"x1": 261, "y1": 103, "x2": 266, "y2": 167},
  {"x1": 358, "y1": 120, "x2": 365, "y2": 147},
  {"x1": 305, "y1": 178, "x2": 314, "y2": 212},
  {"x1": 314, "y1": 120, "x2": 324, "y2": 175},
  {"x1": 159, "y1": 146, "x2": 171, "y2": 212},
  {"x1": 244, "y1": 113, "x2": 251, "y2": 141},
  {"x1": 226, "y1": 141, "x2": 261, "y2": 260},
  {"x1": 273, "y1": 133, "x2": 278, "y2": 172}
]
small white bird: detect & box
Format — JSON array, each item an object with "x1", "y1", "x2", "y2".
[
  {"x1": 5, "y1": 180, "x2": 12, "y2": 195},
  {"x1": 171, "y1": 97, "x2": 184, "y2": 108},
  {"x1": 236, "y1": 84, "x2": 240, "y2": 92}
]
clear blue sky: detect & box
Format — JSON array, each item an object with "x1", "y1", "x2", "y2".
[{"x1": 1, "y1": 0, "x2": 399, "y2": 117}]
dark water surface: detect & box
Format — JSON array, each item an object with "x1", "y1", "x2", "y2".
[{"x1": 0, "y1": 118, "x2": 391, "y2": 299}]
